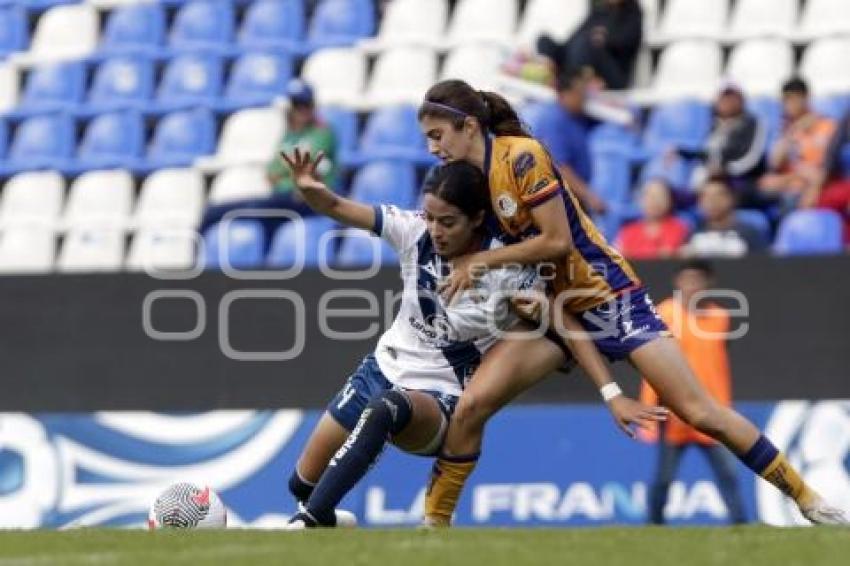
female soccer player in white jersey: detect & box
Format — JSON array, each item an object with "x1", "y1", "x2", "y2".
[{"x1": 279, "y1": 149, "x2": 665, "y2": 528}]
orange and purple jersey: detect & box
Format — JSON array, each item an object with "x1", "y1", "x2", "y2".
[{"x1": 484, "y1": 135, "x2": 641, "y2": 312}]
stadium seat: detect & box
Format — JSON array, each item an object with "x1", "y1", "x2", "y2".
[
  {"x1": 196, "y1": 107, "x2": 284, "y2": 171},
  {"x1": 727, "y1": 0, "x2": 797, "y2": 41},
  {"x1": 440, "y1": 44, "x2": 507, "y2": 91},
  {"x1": 11, "y1": 61, "x2": 86, "y2": 116},
  {"x1": 445, "y1": 0, "x2": 517, "y2": 48},
  {"x1": 57, "y1": 228, "x2": 125, "y2": 272},
  {"x1": 348, "y1": 161, "x2": 417, "y2": 209},
  {"x1": 515, "y1": 0, "x2": 587, "y2": 49},
  {"x1": 645, "y1": 40, "x2": 722, "y2": 102},
  {"x1": 358, "y1": 0, "x2": 447, "y2": 51},
  {"x1": 736, "y1": 209, "x2": 772, "y2": 243},
  {"x1": 520, "y1": 101, "x2": 563, "y2": 139},
  {"x1": 639, "y1": 0, "x2": 659, "y2": 42},
  {"x1": 654, "y1": 0, "x2": 728, "y2": 44},
  {"x1": 203, "y1": 219, "x2": 266, "y2": 269},
  {"x1": 10, "y1": 3, "x2": 98, "y2": 65},
  {"x1": 208, "y1": 165, "x2": 273, "y2": 204},
  {"x1": 726, "y1": 39, "x2": 794, "y2": 99},
  {"x1": 219, "y1": 51, "x2": 292, "y2": 112},
  {"x1": 62, "y1": 169, "x2": 134, "y2": 230},
  {"x1": 146, "y1": 108, "x2": 216, "y2": 170},
  {"x1": 0, "y1": 4, "x2": 27, "y2": 58},
  {"x1": 2, "y1": 113, "x2": 75, "y2": 173},
  {"x1": 0, "y1": 118, "x2": 6, "y2": 160},
  {"x1": 642, "y1": 100, "x2": 712, "y2": 158},
  {"x1": 0, "y1": 63, "x2": 19, "y2": 114},
  {"x1": 168, "y1": 0, "x2": 235, "y2": 55},
  {"x1": 591, "y1": 151, "x2": 634, "y2": 240},
  {"x1": 0, "y1": 170, "x2": 64, "y2": 230},
  {"x1": 336, "y1": 227, "x2": 399, "y2": 267},
  {"x1": 0, "y1": 227, "x2": 55, "y2": 274},
  {"x1": 301, "y1": 47, "x2": 366, "y2": 107},
  {"x1": 588, "y1": 122, "x2": 641, "y2": 158},
  {"x1": 238, "y1": 0, "x2": 305, "y2": 52},
  {"x1": 800, "y1": 38, "x2": 850, "y2": 97},
  {"x1": 267, "y1": 216, "x2": 338, "y2": 268},
  {"x1": 796, "y1": 0, "x2": 850, "y2": 41},
  {"x1": 85, "y1": 55, "x2": 155, "y2": 115},
  {"x1": 97, "y1": 2, "x2": 165, "y2": 57},
  {"x1": 126, "y1": 228, "x2": 197, "y2": 272},
  {"x1": 747, "y1": 97, "x2": 783, "y2": 150},
  {"x1": 319, "y1": 107, "x2": 358, "y2": 168},
  {"x1": 811, "y1": 95, "x2": 850, "y2": 122},
  {"x1": 306, "y1": 0, "x2": 375, "y2": 53},
  {"x1": 354, "y1": 106, "x2": 431, "y2": 165},
  {"x1": 364, "y1": 46, "x2": 437, "y2": 108},
  {"x1": 133, "y1": 168, "x2": 204, "y2": 229},
  {"x1": 73, "y1": 111, "x2": 145, "y2": 173},
  {"x1": 774, "y1": 209, "x2": 845, "y2": 255},
  {"x1": 153, "y1": 53, "x2": 223, "y2": 113}
]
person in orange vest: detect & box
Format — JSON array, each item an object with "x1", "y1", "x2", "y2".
[{"x1": 640, "y1": 259, "x2": 747, "y2": 524}]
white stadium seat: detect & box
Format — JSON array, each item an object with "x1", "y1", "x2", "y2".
[
  {"x1": 133, "y1": 168, "x2": 204, "y2": 230},
  {"x1": 364, "y1": 46, "x2": 437, "y2": 107},
  {"x1": 441, "y1": 45, "x2": 508, "y2": 91},
  {"x1": 0, "y1": 171, "x2": 65, "y2": 230},
  {"x1": 644, "y1": 40, "x2": 722, "y2": 102},
  {"x1": 195, "y1": 107, "x2": 284, "y2": 172},
  {"x1": 57, "y1": 228, "x2": 124, "y2": 272},
  {"x1": 126, "y1": 228, "x2": 197, "y2": 272},
  {"x1": 799, "y1": 37, "x2": 850, "y2": 97},
  {"x1": 639, "y1": 0, "x2": 660, "y2": 42},
  {"x1": 301, "y1": 48, "x2": 366, "y2": 108},
  {"x1": 726, "y1": 39, "x2": 795, "y2": 98},
  {"x1": 0, "y1": 63, "x2": 19, "y2": 114},
  {"x1": 727, "y1": 0, "x2": 798, "y2": 41},
  {"x1": 208, "y1": 165, "x2": 272, "y2": 204},
  {"x1": 514, "y1": 0, "x2": 588, "y2": 49},
  {"x1": 653, "y1": 0, "x2": 729, "y2": 44},
  {"x1": 62, "y1": 169, "x2": 134, "y2": 231},
  {"x1": 0, "y1": 227, "x2": 55, "y2": 274},
  {"x1": 797, "y1": 0, "x2": 850, "y2": 41},
  {"x1": 446, "y1": 0, "x2": 517, "y2": 47},
  {"x1": 358, "y1": 0, "x2": 448, "y2": 51},
  {"x1": 10, "y1": 4, "x2": 99, "y2": 66}
]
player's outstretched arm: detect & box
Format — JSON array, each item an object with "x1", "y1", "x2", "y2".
[{"x1": 281, "y1": 148, "x2": 375, "y2": 231}]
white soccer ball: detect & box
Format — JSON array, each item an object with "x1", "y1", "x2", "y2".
[{"x1": 147, "y1": 482, "x2": 227, "y2": 529}]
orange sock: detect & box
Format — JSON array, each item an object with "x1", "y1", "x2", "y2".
[{"x1": 423, "y1": 453, "x2": 479, "y2": 527}]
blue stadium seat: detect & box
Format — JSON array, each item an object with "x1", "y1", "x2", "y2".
[
  {"x1": 84, "y1": 56, "x2": 155, "y2": 116},
  {"x1": 267, "y1": 216, "x2": 338, "y2": 268},
  {"x1": 349, "y1": 161, "x2": 417, "y2": 209},
  {"x1": 638, "y1": 154, "x2": 693, "y2": 191},
  {"x1": 0, "y1": 118, "x2": 7, "y2": 160},
  {"x1": 353, "y1": 106, "x2": 432, "y2": 166},
  {"x1": 238, "y1": 0, "x2": 305, "y2": 52},
  {"x1": 589, "y1": 122, "x2": 641, "y2": 159},
  {"x1": 305, "y1": 0, "x2": 375, "y2": 53},
  {"x1": 642, "y1": 100, "x2": 712, "y2": 158},
  {"x1": 812, "y1": 95, "x2": 850, "y2": 122},
  {"x1": 169, "y1": 0, "x2": 235, "y2": 55},
  {"x1": 591, "y1": 152, "x2": 635, "y2": 240},
  {"x1": 218, "y1": 51, "x2": 292, "y2": 112},
  {"x1": 2, "y1": 1, "x2": 76, "y2": 10},
  {"x1": 153, "y1": 53, "x2": 223, "y2": 113},
  {"x1": 319, "y1": 107, "x2": 358, "y2": 168},
  {"x1": 520, "y1": 102, "x2": 562, "y2": 139},
  {"x1": 736, "y1": 209, "x2": 772, "y2": 243},
  {"x1": 146, "y1": 108, "x2": 216, "y2": 170},
  {"x1": 1, "y1": 113, "x2": 74, "y2": 174},
  {"x1": 0, "y1": 5, "x2": 27, "y2": 58},
  {"x1": 203, "y1": 219, "x2": 266, "y2": 269},
  {"x1": 11, "y1": 62, "x2": 86, "y2": 117},
  {"x1": 747, "y1": 97, "x2": 782, "y2": 152},
  {"x1": 774, "y1": 209, "x2": 845, "y2": 255},
  {"x1": 71, "y1": 111, "x2": 145, "y2": 174},
  {"x1": 336, "y1": 229, "x2": 399, "y2": 267},
  {"x1": 97, "y1": 3, "x2": 165, "y2": 58}
]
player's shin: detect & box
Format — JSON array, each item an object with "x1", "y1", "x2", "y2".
[
  {"x1": 740, "y1": 435, "x2": 816, "y2": 508},
  {"x1": 288, "y1": 468, "x2": 315, "y2": 504},
  {"x1": 423, "y1": 452, "x2": 480, "y2": 527}
]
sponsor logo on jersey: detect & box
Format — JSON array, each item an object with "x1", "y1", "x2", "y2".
[{"x1": 512, "y1": 151, "x2": 536, "y2": 179}]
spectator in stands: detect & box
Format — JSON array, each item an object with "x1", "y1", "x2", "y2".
[
  {"x1": 616, "y1": 179, "x2": 690, "y2": 259},
  {"x1": 674, "y1": 83, "x2": 766, "y2": 200},
  {"x1": 758, "y1": 78, "x2": 836, "y2": 205},
  {"x1": 640, "y1": 259, "x2": 747, "y2": 525},
  {"x1": 537, "y1": 0, "x2": 642, "y2": 90},
  {"x1": 684, "y1": 177, "x2": 768, "y2": 258},
  {"x1": 800, "y1": 111, "x2": 850, "y2": 244}
]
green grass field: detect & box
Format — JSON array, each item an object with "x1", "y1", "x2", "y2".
[{"x1": 0, "y1": 527, "x2": 847, "y2": 566}]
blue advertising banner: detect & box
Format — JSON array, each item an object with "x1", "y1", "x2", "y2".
[{"x1": 1, "y1": 401, "x2": 847, "y2": 529}]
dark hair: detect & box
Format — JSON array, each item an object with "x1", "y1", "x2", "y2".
[
  {"x1": 421, "y1": 161, "x2": 491, "y2": 223},
  {"x1": 676, "y1": 259, "x2": 715, "y2": 279},
  {"x1": 418, "y1": 79, "x2": 530, "y2": 138},
  {"x1": 782, "y1": 77, "x2": 809, "y2": 96}
]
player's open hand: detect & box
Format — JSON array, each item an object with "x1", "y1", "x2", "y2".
[
  {"x1": 281, "y1": 148, "x2": 326, "y2": 193},
  {"x1": 607, "y1": 396, "x2": 669, "y2": 440}
]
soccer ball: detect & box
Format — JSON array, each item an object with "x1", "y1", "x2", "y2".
[{"x1": 147, "y1": 482, "x2": 227, "y2": 529}]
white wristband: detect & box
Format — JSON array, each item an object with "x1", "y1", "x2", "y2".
[{"x1": 600, "y1": 383, "x2": 622, "y2": 402}]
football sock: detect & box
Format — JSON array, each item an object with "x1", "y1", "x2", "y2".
[
  {"x1": 288, "y1": 468, "x2": 315, "y2": 504},
  {"x1": 423, "y1": 452, "x2": 480, "y2": 527},
  {"x1": 740, "y1": 434, "x2": 817, "y2": 507},
  {"x1": 305, "y1": 390, "x2": 412, "y2": 526}
]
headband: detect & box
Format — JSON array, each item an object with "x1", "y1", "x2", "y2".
[{"x1": 421, "y1": 100, "x2": 468, "y2": 118}]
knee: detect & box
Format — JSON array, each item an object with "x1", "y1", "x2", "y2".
[
  {"x1": 453, "y1": 393, "x2": 495, "y2": 430},
  {"x1": 364, "y1": 389, "x2": 412, "y2": 435}
]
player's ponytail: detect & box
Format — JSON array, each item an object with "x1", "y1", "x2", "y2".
[{"x1": 418, "y1": 79, "x2": 531, "y2": 138}]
